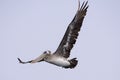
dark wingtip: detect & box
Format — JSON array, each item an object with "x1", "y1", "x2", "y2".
[{"x1": 80, "y1": 1, "x2": 89, "y2": 10}]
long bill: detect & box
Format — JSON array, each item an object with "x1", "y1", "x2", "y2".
[
  {"x1": 17, "y1": 58, "x2": 33, "y2": 64},
  {"x1": 17, "y1": 53, "x2": 47, "y2": 64}
]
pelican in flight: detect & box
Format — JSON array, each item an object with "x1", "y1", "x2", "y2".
[{"x1": 18, "y1": 0, "x2": 89, "y2": 69}]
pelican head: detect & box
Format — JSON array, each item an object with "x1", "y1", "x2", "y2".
[{"x1": 43, "y1": 50, "x2": 51, "y2": 54}]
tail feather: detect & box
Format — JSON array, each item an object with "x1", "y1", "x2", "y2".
[
  {"x1": 64, "y1": 58, "x2": 78, "y2": 69},
  {"x1": 69, "y1": 58, "x2": 78, "y2": 68}
]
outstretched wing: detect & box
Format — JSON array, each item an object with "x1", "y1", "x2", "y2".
[{"x1": 53, "y1": 1, "x2": 89, "y2": 58}]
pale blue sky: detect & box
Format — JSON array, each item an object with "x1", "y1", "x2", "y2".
[{"x1": 0, "y1": 0, "x2": 120, "y2": 80}]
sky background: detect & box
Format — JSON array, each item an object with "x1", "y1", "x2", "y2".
[{"x1": 0, "y1": 0, "x2": 120, "y2": 80}]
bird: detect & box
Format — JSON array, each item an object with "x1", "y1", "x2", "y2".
[{"x1": 17, "y1": 0, "x2": 89, "y2": 69}]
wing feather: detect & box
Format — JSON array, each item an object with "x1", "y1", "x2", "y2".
[{"x1": 53, "y1": 1, "x2": 89, "y2": 58}]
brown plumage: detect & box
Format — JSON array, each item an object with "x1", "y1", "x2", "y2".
[{"x1": 53, "y1": 1, "x2": 89, "y2": 58}]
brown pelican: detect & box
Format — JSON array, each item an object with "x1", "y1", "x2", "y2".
[{"x1": 18, "y1": 0, "x2": 89, "y2": 69}]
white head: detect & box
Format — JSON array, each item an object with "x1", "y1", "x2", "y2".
[
  {"x1": 43, "y1": 50, "x2": 51, "y2": 54},
  {"x1": 42, "y1": 50, "x2": 51, "y2": 60}
]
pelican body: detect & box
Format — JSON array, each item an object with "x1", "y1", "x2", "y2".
[
  {"x1": 18, "y1": 51, "x2": 77, "y2": 68},
  {"x1": 18, "y1": 1, "x2": 88, "y2": 69}
]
